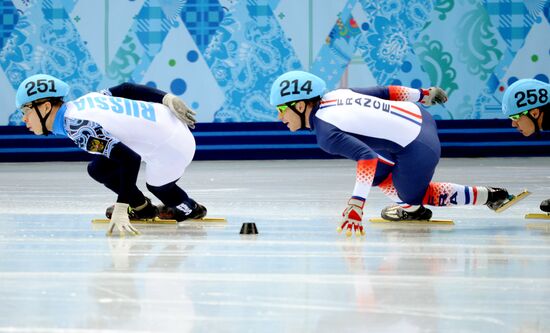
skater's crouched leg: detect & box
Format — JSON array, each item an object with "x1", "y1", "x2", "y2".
[{"x1": 146, "y1": 181, "x2": 207, "y2": 221}]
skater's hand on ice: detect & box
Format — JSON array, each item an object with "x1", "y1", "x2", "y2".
[
  {"x1": 420, "y1": 87, "x2": 448, "y2": 106},
  {"x1": 107, "y1": 203, "x2": 140, "y2": 237},
  {"x1": 338, "y1": 197, "x2": 366, "y2": 237},
  {"x1": 163, "y1": 93, "x2": 197, "y2": 129}
]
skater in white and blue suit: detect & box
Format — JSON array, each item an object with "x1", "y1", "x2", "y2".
[{"x1": 16, "y1": 74, "x2": 206, "y2": 236}]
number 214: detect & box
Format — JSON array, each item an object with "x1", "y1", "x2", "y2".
[{"x1": 279, "y1": 79, "x2": 312, "y2": 96}]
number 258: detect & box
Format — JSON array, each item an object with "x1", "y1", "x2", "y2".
[{"x1": 515, "y1": 88, "x2": 548, "y2": 108}]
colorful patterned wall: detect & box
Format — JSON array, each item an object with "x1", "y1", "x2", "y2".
[{"x1": 0, "y1": 0, "x2": 548, "y2": 126}]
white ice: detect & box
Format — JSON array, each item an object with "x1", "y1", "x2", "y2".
[{"x1": 0, "y1": 158, "x2": 549, "y2": 333}]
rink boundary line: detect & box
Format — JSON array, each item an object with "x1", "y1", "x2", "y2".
[
  {"x1": 1, "y1": 238, "x2": 549, "y2": 250},
  {"x1": 3, "y1": 141, "x2": 550, "y2": 153},
  {"x1": 0, "y1": 128, "x2": 522, "y2": 140},
  {"x1": 1, "y1": 272, "x2": 550, "y2": 285},
  {"x1": 442, "y1": 141, "x2": 550, "y2": 147},
  {"x1": 3, "y1": 251, "x2": 550, "y2": 261},
  {"x1": 2, "y1": 237, "x2": 550, "y2": 248},
  {"x1": 0, "y1": 298, "x2": 520, "y2": 327},
  {"x1": 0, "y1": 307, "x2": 509, "y2": 329},
  {"x1": 0, "y1": 144, "x2": 322, "y2": 153},
  {"x1": 0, "y1": 131, "x2": 314, "y2": 139}
]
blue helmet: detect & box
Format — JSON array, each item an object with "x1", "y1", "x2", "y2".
[
  {"x1": 270, "y1": 71, "x2": 326, "y2": 106},
  {"x1": 15, "y1": 74, "x2": 70, "y2": 109},
  {"x1": 502, "y1": 79, "x2": 549, "y2": 116}
]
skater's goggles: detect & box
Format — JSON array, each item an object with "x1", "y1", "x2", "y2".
[
  {"x1": 21, "y1": 100, "x2": 47, "y2": 116},
  {"x1": 508, "y1": 110, "x2": 529, "y2": 120},
  {"x1": 276, "y1": 102, "x2": 297, "y2": 115}
]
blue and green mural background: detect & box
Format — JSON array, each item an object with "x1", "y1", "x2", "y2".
[{"x1": 0, "y1": 0, "x2": 548, "y2": 126}]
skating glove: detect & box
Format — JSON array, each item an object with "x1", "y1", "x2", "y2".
[
  {"x1": 420, "y1": 87, "x2": 448, "y2": 106},
  {"x1": 338, "y1": 197, "x2": 366, "y2": 237},
  {"x1": 162, "y1": 93, "x2": 197, "y2": 129},
  {"x1": 107, "y1": 203, "x2": 140, "y2": 237}
]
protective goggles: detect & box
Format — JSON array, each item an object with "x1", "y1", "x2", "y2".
[
  {"x1": 21, "y1": 100, "x2": 47, "y2": 116},
  {"x1": 276, "y1": 102, "x2": 297, "y2": 114},
  {"x1": 508, "y1": 110, "x2": 529, "y2": 120}
]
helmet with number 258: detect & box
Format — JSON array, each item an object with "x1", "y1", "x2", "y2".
[
  {"x1": 270, "y1": 71, "x2": 327, "y2": 107},
  {"x1": 502, "y1": 78, "x2": 549, "y2": 117},
  {"x1": 15, "y1": 74, "x2": 70, "y2": 109}
]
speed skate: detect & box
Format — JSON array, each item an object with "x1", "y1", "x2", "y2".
[
  {"x1": 369, "y1": 217, "x2": 454, "y2": 224},
  {"x1": 493, "y1": 190, "x2": 531, "y2": 212},
  {"x1": 92, "y1": 216, "x2": 227, "y2": 224},
  {"x1": 369, "y1": 190, "x2": 531, "y2": 224},
  {"x1": 524, "y1": 213, "x2": 550, "y2": 220}
]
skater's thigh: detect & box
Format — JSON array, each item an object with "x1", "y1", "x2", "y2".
[
  {"x1": 372, "y1": 161, "x2": 394, "y2": 186},
  {"x1": 144, "y1": 126, "x2": 196, "y2": 187},
  {"x1": 393, "y1": 143, "x2": 439, "y2": 204}
]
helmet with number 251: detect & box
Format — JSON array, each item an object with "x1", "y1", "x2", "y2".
[
  {"x1": 15, "y1": 74, "x2": 70, "y2": 109},
  {"x1": 270, "y1": 71, "x2": 327, "y2": 107},
  {"x1": 502, "y1": 78, "x2": 549, "y2": 117}
]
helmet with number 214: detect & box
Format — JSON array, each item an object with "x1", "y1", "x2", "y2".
[{"x1": 270, "y1": 71, "x2": 327, "y2": 107}]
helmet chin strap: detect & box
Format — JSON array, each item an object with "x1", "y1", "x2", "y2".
[
  {"x1": 288, "y1": 102, "x2": 308, "y2": 130},
  {"x1": 32, "y1": 101, "x2": 52, "y2": 136},
  {"x1": 525, "y1": 111, "x2": 541, "y2": 138}
]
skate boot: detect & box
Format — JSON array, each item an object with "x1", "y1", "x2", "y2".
[
  {"x1": 105, "y1": 197, "x2": 159, "y2": 220},
  {"x1": 485, "y1": 187, "x2": 510, "y2": 211},
  {"x1": 540, "y1": 199, "x2": 550, "y2": 213},
  {"x1": 381, "y1": 205, "x2": 432, "y2": 221},
  {"x1": 158, "y1": 201, "x2": 207, "y2": 222}
]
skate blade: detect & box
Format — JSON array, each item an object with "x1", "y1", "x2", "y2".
[
  {"x1": 526, "y1": 222, "x2": 550, "y2": 231},
  {"x1": 524, "y1": 213, "x2": 550, "y2": 220},
  {"x1": 494, "y1": 190, "x2": 531, "y2": 213},
  {"x1": 91, "y1": 217, "x2": 227, "y2": 224},
  {"x1": 369, "y1": 218, "x2": 454, "y2": 225}
]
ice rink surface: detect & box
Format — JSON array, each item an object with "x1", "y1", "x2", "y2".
[{"x1": 0, "y1": 157, "x2": 549, "y2": 333}]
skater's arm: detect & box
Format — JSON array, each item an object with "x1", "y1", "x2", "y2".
[
  {"x1": 319, "y1": 128, "x2": 376, "y2": 237},
  {"x1": 315, "y1": 120, "x2": 376, "y2": 237},
  {"x1": 103, "y1": 82, "x2": 166, "y2": 103},
  {"x1": 102, "y1": 83, "x2": 197, "y2": 128},
  {"x1": 350, "y1": 86, "x2": 447, "y2": 105},
  {"x1": 315, "y1": 120, "x2": 378, "y2": 200},
  {"x1": 349, "y1": 86, "x2": 395, "y2": 100}
]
